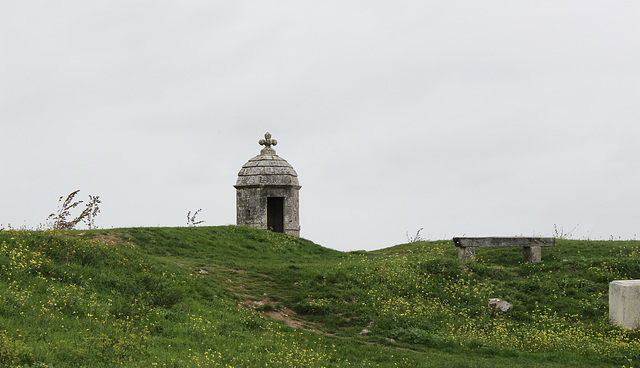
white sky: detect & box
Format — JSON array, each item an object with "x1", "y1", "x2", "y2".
[{"x1": 1, "y1": 1, "x2": 639, "y2": 250}]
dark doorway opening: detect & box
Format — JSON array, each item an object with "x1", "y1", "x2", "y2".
[{"x1": 267, "y1": 197, "x2": 284, "y2": 233}]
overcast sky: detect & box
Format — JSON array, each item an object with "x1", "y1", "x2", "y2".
[{"x1": 1, "y1": 1, "x2": 639, "y2": 251}]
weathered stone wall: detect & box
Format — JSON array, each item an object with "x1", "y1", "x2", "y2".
[
  {"x1": 236, "y1": 187, "x2": 264, "y2": 229},
  {"x1": 235, "y1": 186, "x2": 300, "y2": 236},
  {"x1": 282, "y1": 188, "x2": 300, "y2": 236}
]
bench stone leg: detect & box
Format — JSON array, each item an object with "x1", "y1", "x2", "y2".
[
  {"x1": 523, "y1": 246, "x2": 541, "y2": 263},
  {"x1": 458, "y1": 247, "x2": 476, "y2": 263}
]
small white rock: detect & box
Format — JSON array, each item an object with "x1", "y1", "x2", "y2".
[{"x1": 488, "y1": 298, "x2": 511, "y2": 312}]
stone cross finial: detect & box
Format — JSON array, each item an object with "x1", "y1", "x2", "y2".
[{"x1": 259, "y1": 132, "x2": 277, "y2": 154}]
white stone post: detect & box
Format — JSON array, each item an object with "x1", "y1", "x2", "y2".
[{"x1": 609, "y1": 280, "x2": 640, "y2": 330}]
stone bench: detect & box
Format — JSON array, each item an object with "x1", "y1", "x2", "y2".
[{"x1": 452, "y1": 237, "x2": 555, "y2": 263}]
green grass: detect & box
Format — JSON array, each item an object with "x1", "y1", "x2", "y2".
[{"x1": 1, "y1": 226, "x2": 639, "y2": 367}]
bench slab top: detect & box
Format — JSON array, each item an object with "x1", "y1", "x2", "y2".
[{"x1": 453, "y1": 237, "x2": 555, "y2": 248}]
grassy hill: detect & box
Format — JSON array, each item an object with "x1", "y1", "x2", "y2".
[{"x1": 1, "y1": 226, "x2": 639, "y2": 367}]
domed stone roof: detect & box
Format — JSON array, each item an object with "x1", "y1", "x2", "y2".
[{"x1": 235, "y1": 132, "x2": 301, "y2": 188}]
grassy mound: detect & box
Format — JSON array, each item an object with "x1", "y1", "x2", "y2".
[{"x1": 0, "y1": 226, "x2": 639, "y2": 367}]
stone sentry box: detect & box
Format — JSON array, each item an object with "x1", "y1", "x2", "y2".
[{"x1": 234, "y1": 132, "x2": 301, "y2": 236}]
